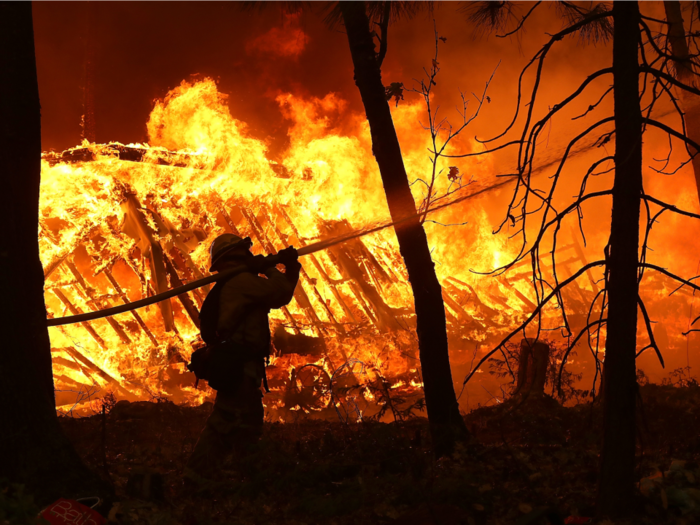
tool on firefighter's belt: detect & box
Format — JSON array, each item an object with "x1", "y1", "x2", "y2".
[
  {"x1": 187, "y1": 342, "x2": 263, "y2": 393},
  {"x1": 46, "y1": 189, "x2": 482, "y2": 327}
]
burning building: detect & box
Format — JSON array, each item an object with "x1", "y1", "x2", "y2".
[{"x1": 42, "y1": 77, "x2": 571, "y2": 418}]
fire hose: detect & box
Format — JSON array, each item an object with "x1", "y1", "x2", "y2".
[
  {"x1": 46, "y1": 182, "x2": 507, "y2": 327},
  {"x1": 47, "y1": 249, "x2": 306, "y2": 327},
  {"x1": 46, "y1": 218, "x2": 404, "y2": 327}
]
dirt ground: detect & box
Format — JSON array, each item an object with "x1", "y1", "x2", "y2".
[{"x1": 7, "y1": 383, "x2": 700, "y2": 525}]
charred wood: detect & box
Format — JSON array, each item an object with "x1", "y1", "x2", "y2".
[
  {"x1": 513, "y1": 338, "x2": 550, "y2": 401},
  {"x1": 322, "y1": 220, "x2": 401, "y2": 331},
  {"x1": 277, "y1": 205, "x2": 359, "y2": 323},
  {"x1": 52, "y1": 288, "x2": 107, "y2": 349},
  {"x1": 65, "y1": 259, "x2": 132, "y2": 345},
  {"x1": 263, "y1": 205, "x2": 344, "y2": 333},
  {"x1": 101, "y1": 267, "x2": 159, "y2": 348},
  {"x1": 273, "y1": 326, "x2": 327, "y2": 357},
  {"x1": 120, "y1": 194, "x2": 175, "y2": 331},
  {"x1": 162, "y1": 252, "x2": 201, "y2": 329}
]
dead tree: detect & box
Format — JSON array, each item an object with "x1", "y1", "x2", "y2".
[
  {"x1": 457, "y1": 0, "x2": 700, "y2": 517},
  {"x1": 339, "y1": 1, "x2": 470, "y2": 457},
  {"x1": 663, "y1": 1, "x2": 700, "y2": 204},
  {"x1": 598, "y1": 3, "x2": 643, "y2": 514},
  {"x1": 512, "y1": 338, "x2": 550, "y2": 401}
]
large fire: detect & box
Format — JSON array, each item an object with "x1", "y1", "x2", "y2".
[{"x1": 42, "y1": 77, "x2": 697, "y2": 419}]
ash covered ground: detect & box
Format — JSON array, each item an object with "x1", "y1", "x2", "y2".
[{"x1": 25, "y1": 382, "x2": 700, "y2": 525}]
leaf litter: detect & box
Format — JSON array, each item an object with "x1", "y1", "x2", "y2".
[{"x1": 49, "y1": 381, "x2": 700, "y2": 524}]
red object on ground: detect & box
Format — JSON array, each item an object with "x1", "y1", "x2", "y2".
[
  {"x1": 564, "y1": 517, "x2": 592, "y2": 525},
  {"x1": 40, "y1": 498, "x2": 106, "y2": 525}
]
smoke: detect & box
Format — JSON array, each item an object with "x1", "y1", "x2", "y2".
[
  {"x1": 33, "y1": 3, "x2": 611, "y2": 158},
  {"x1": 246, "y1": 12, "x2": 310, "y2": 58}
]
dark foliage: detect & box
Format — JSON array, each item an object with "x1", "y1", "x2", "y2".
[
  {"x1": 488, "y1": 339, "x2": 588, "y2": 405},
  {"x1": 461, "y1": 1, "x2": 521, "y2": 36},
  {"x1": 12, "y1": 382, "x2": 695, "y2": 524}
]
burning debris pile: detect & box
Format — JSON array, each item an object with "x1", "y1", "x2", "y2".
[
  {"x1": 42, "y1": 144, "x2": 426, "y2": 420},
  {"x1": 41, "y1": 79, "x2": 602, "y2": 420}
]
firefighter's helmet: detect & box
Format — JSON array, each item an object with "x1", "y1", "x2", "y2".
[{"x1": 209, "y1": 234, "x2": 253, "y2": 271}]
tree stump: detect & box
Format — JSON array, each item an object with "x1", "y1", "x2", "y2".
[{"x1": 513, "y1": 338, "x2": 550, "y2": 400}]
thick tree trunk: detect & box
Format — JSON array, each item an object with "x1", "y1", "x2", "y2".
[
  {"x1": 664, "y1": 1, "x2": 700, "y2": 205},
  {"x1": 596, "y1": 1, "x2": 642, "y2": 517},
  {"x1": 0, "y1": 2, "x2": 109, "y2": 505},
  {"x1": 339, "y1": 1, "x2": 469, "y2": 457}
]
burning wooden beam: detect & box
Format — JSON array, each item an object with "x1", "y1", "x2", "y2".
[
  {"x1": 261, "y1": 205, "x2": 343, "y2": 333},
  {"x1": 508, "y1": 256, "x2": 580, "y2": 283},
  {"x1": 440, "y1": 287, "x2": 472, "y2": 322},
  {"x1": 445, "y1": 278, "x2": 500, "y2": 325},
  {"x1": 52, "y1": 288, "x2": 107, "y2": 349},
  {"x1": 42, "y1": 143, "x2": 209, "y2": 169},
  {"x1": 569, "y1": 228, "x2": 601, "y2": 292},
  {"x1": 348, "y1": 281, "x2": 378, "y2": 325},
  {"x1": 277, "y1": 205, "x2": 359, "y2": 324},
  {"x1": 41, "y1": 221, "x2": 97, "y2": 280},
  {"x1": 64, "y1": 259, "x2": 132, "y2": 345},
  {"x1": 238, "y1": 204, "x2": 322, "y2": 334},
  {"x1": 321, "y1": 220, "x2": 402, "y2": 331},
  {"x1": 51, "y1": 345, "x2": 134, "y2": 397},
  {"x1": 147, "y1": 204, "x2": 211, "y2": 299},
  {"x1": 557, "y1": 262, "x2": 592, "y2": 306},
  {"x1": 101, "y1": 266, "x2": 159, "y2": 348},
  {"x1": 120, "y1": 193, "x2": 176, "y2": 331},
  {"x1": 52, "y1": 355, "x2": 84, "y2": 373},
  {"x1": 162, "y1": 252, "x2": 201, "y2": 329},
  {"x1": 53, "y1": 373, "x2": 95, "y2": 392},
  {"x1": 443, "y1": 303, "x2": 460, "y2": 325},
  {"x1": 497, "y1": 276, "x2": 537, "y2": 311}
]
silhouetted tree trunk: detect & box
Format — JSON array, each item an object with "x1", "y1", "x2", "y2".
[
  {"x1": 339, "y1": 1, "x2": 469, "y2": 457},
  {"x1": 664, "y1": 1, "x2": 700, "y2": 205},
  {"x1": 0, "y1": 2, "x2": 108, "y2": 504},
  {"x1": 596, "y1": 0, "x2": 642, "y2": 517},
  {"x1": 513, "y1": 339, "x2": 549, "y2": 401}
]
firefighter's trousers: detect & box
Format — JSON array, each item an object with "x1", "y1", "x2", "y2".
[{"x1": 186, "y1": 373, "x2": 264, "y2": 478}]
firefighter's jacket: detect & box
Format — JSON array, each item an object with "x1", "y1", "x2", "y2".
[{"x1": 216, "y1": 265, "x2": 299, "y2": 356}]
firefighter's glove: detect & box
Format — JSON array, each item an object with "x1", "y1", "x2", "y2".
[
  {"x1": 285, "y1": 259, "x2": 302, "y2": 275},
  {"x1": 278, "y1": 246, "x2": 301, "y2": 277},
  {"x1": 277, "y1": 246, "x2": 299, "y2": 265}
]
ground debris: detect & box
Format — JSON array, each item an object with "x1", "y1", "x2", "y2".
[{"x1": 47, "y1": 384, "x2": 700, "y2": 524}]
